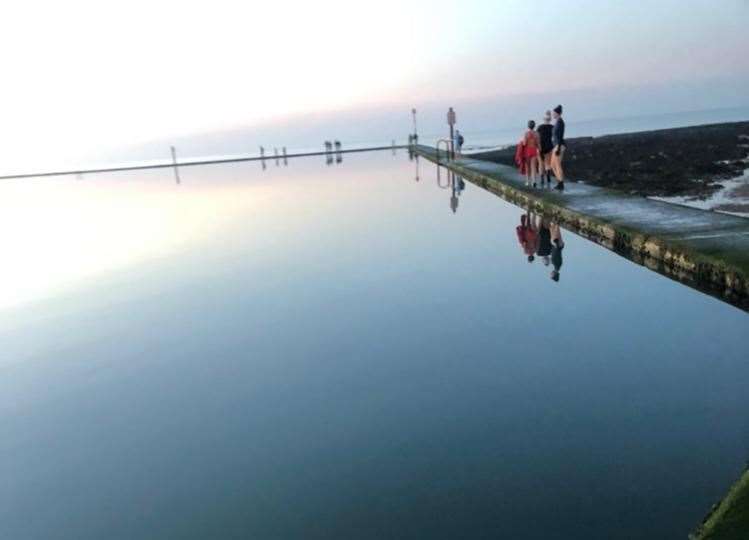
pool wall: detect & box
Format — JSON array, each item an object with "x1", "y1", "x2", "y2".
[
  {"x1": 413, "y1": 145, "x2": 749, "y2": 312},
  {"x1": 690, "y1": 466, "x2": 749, "y2": 540}
]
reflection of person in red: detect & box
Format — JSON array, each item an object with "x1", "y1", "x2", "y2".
[{"x1": 516, "y1": 212, "x2": 539, "y2": 262}]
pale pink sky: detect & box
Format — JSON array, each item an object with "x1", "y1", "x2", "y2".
[{"x1": 1, "y1": 0, "x2": 747, "y2": 169}]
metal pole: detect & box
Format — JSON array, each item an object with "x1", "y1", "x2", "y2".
[
  {"x1": 447, "y1": 107, "x2": 456, "y2": 160},
  {"x1": 170, "y1": 146, "x2": 180, "y2": 184}
]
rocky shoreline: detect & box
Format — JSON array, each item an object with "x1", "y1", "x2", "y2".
[{"x1": 470, "y1": 121, "x2": 749, "y2": 199}]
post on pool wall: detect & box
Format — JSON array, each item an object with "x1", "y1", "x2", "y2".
[
  {"x1": 170, "y1": 146, "x2": 180, "y2": 185},
  {"x1": 412, "y1": 107, "x2": 418, "y2": 143},
  {"x1": 447, "y1": 107, "x2": 456, "y2": 160}
]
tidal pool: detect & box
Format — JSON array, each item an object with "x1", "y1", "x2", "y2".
[{"x1": 1, "y1": 151, "x2": 747, "y2": 539}]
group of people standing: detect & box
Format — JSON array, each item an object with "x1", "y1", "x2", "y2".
[
  {"x1": 516, "y1": 211, "x2": 564, "y2": 281},
  {"x1": 516, "y1": 104, "x2": 566, "y2": 190}
]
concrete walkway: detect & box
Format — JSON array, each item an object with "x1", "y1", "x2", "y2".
[{"x1": 414, "y1": 145, "x2": 749, "y2": 312}]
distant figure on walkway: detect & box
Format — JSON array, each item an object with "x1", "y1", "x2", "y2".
[
  {"x1": 334, "y1": 140, "x2": 343, "y2": 163},
  {"x1": 537, "y1": 111, "x2": 554, "y2": 186},
  {"x1": 522, "y1": 120, "x2": 541, "y2": 187},
  {"x1": 454, "y1": 130, "x2": 465, "y2": 156},
  {"x1": 551, "y1": 105, "x2": 566, "y2": 190},
  {"x1": 516, "y1": 212, "x2": 538, "y2": 262},
  {"x1": 549, "y1": 221, "x2": 565, "y2": 281}
]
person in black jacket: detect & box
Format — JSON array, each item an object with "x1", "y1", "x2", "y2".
[
  {"x1": 536, "y1": 110, "x2": 554, "y2": 186},
  {"x1": 551, "y1": 104, "x2": 566, "y2": 190}
]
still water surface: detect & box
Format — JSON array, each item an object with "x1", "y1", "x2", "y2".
[{"x1": 1, "y1": 151, "x2": 747, "y2": 539}]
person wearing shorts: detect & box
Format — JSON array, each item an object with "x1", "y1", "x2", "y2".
[
  {"x1": 536, "y1": 111, "x2": 554, "y2": 186},
  {"x1": 522, "y1": 120, "x2": 541, "y2": 187},
  {"x1": 551, "y1": 104, "x2": 566, "y2": 190}
]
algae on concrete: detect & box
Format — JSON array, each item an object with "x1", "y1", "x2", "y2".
[{"x1": 690, "y1": 467, "x2": 749, "y2": 540}]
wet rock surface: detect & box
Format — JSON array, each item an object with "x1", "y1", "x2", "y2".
[{"x1": 472, "y1": 122, "x2": 749, "y2": 198}]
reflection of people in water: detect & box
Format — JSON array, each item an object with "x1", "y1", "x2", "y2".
[
  {"x1": 549, "y1": 222, "x2": 565, "y2": 281},
  {"x1": 450, "y1": 174, "x2": 465, "y2": 213},
  {"x1": 536, "y1": 215, "x2": 552, "y2": 266},
  {"x1": 516, "y1": 212, "x2": 538, "y2": 262},
  {"x1": 514, "y1": 209, "x2": 566, "y2": 278},
  {"x1": 456, "y1": 175, "x2": 465, "y2": 192}
]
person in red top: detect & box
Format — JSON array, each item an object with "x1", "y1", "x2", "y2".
[{"x1": 521, "y1": 120, "x2": 541, "y2": 187}]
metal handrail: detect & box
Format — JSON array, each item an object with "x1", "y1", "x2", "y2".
[
  {"x1": 436, "y1": 166, "x2": 454, "y2": 190},
  {"x1": 435, "y1": 139, "x2": 454, "y2": 162}
]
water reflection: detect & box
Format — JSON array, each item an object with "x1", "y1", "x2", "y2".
[
  {"x1": 435, "y1": 167, "x2": 466, "y2": 213},
  {"x1": 550, "y1": 221, "x2": 564, "y2": 281},
  {"x1": 450, "y1": 174, "x2": 465, "y2": 214},
  {"x1": 170, "y1": 146, "x2": 181, "y2": 184},
  {"x1": 536, "y1": 215, "x2": 552, "y2": 266},
  {"x1": 322, "y1": 140, "x2": 344, "y2": 166},
  {"x1": 335, "y1": 141, "x2": 343, "y2": 164},
  {"x1": 436, "y1": 165, "x2": 450, "y2": 190},
  {"x1": 2, "y1": 151, "x2": 748, "y2": 540},
  {"x1": 516, "y1": 211, "x2": 565, "y2": 279}
]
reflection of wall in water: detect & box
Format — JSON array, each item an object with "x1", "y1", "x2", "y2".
[{"x1": 449, "y1": 163, "x2": 749, "y2": 311}]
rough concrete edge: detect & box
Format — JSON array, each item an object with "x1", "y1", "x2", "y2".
[
  {"x1": 689, "y1": 466, "x2": 749, "y2": 540},
  {"x1": 415, "y1": 147, "x2": 749, "y2": 310}
]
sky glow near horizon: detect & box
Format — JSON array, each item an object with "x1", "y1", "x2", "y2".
[{"x1": 1, "y1": 0, "x2": 748, "y2": 166}]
